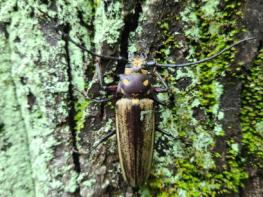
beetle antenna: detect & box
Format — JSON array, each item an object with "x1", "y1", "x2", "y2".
[
  {"x1": 34, "y1": 6, "x2": 128, "y2": 62},
  {"x1": 62, "y1": 33, "x2": 128, "y2": 62},
  {"x1": 152, "y1": 37, "x2": 256, "y2": 67}
]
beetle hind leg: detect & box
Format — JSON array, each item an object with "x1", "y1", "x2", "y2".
[
  {"x1": 156, "y1": 128, "x2": 176, "y2": 139},
  {"x1": 92, "y1": 130, "x2": 116, "y2": 149}
]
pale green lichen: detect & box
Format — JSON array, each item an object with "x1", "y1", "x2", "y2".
[
  {"x1": 0, "y1": 0, "x2": 88, "y2": 196},
  {"x1": 0, "y1": 27, "x2": 35, "y2": 197},
  {"x1": 94, "y1": 1, "x2": 124, "y2": 48}
]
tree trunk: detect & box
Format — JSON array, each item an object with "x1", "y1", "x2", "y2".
[{"x1": 0, "y1": 0, "x2": 262, "y2": 196}]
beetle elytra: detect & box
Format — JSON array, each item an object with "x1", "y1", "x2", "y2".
[{"x1": 116, "y1": 98, "x2": 155, "y2": 187}]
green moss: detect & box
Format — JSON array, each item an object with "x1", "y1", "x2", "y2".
[
  {"x1": 141, "y1": 0, "x2": 254, "y2": 196},
  {"x1": 240, "y1": 49, "x2": 263, "y2": 166}
]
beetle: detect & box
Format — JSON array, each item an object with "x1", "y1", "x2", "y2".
[
  {"x1": 67, "y1": 36, "x2": 256, "y2": 187},
  {"x1": 86, "y1": 54, "x2": 169, "y2": 187}
]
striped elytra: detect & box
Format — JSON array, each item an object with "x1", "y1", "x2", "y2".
[{"x1": 116, "y1": 98, "x2": 155, "y2": 187}]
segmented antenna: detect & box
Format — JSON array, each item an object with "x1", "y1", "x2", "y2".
[
  {"x1": 35, "y1": 7, "x2": 128, "y2": 62},
  {"x1": 62, "y1": 33, "x2": 128, "y2": 62},
  {"x1": 153, "y1": 37, "x2": 256, "y2": 67}
]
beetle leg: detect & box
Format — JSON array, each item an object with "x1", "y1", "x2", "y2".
[
  {"x1": 95, "y1": 61, "x2": 104, "y2": 87},
  {"x1": 92, "y1": 130, "x2": 116, "y2": 149},
  {"x1": 71, "y1": 130, "x2": 116, "y2": 154},
  {"x1": 72, "y1": 148, "x2": 89, "y2": 155},
  {"x1": 74, "y1": 87, "x2": 113, "y2": 103},
  {"x1": 72, "y1": 131, "x2": 116, "y2": 154},
  {"x1": 105, "y1": 85, "x2": 118, "y2": 93},
  {"x1": 153, "y1": 70, "x2": 168, "y2": 93},
  {"x1": 91, "y1": 97, "x2": 113, "y2": 103},
  {"x1": 156, "y1": 128, "x2": 177, "y2": 140},
  {"x1": 95, "y1": 59, "x2": 117, "y2": 88},
  {"x1": 151, "y1": 93, "x2": 167, "y2": 106}
]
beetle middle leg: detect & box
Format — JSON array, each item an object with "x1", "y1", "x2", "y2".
[{"x1": 74, "y1": 87, "x2": 114, "y2": 103}]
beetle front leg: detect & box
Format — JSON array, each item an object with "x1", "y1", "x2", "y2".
[
  {"x1": 153, "y1": 70, "x2": 169, "y2": 93},
  {"x1": 95, "y1": 58, "x2": 116, "y2": 88}
]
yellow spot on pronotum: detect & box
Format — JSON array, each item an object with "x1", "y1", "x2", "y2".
[
  {"x1": 123, "y1": 79, "x2": 129, "y2": 85},
  {"x1": 125, "y1": 68, "x2": 132, "y2": 74},
  {"x1": 132, "y1": 99, "x2": 140, "y2": 105},
  {"x1": 143, "y1": 80, "x2": 149, "y2": 86}
]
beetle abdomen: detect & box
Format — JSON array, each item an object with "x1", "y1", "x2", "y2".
[{"x1": 116, "y1": 98, "x2": 155, "y2": 187}]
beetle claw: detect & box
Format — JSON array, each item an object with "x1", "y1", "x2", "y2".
[{"x1": 92, "y1": 130, "x2": 116, "y2": 149}]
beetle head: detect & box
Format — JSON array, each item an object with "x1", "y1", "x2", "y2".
[{"x1": 130, "y1": 53, "x2": 147, "y2": 72}]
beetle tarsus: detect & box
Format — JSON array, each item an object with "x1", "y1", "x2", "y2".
[{"x1": 92, "y1": 130, "x2": 116, "y2": 149}]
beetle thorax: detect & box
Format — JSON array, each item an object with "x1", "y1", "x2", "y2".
[{"x1": 117, "y1": 57, "x2": 151, "y2": 98}]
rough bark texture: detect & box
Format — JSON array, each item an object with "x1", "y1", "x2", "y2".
[{"x1": 0, "y1": 0, "x2": 262, "y2": 197}]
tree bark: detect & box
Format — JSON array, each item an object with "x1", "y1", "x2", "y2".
[{"x1": 0, "y1": 0, "x2": 262, "y2": 196}]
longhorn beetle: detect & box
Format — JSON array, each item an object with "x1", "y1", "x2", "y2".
[{"x1": 66, "y1": 35, "x2": 256, "y2": 187}]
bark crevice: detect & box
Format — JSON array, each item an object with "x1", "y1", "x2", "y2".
[
  {"x1": 116, "y1": 2, "x2": 143, "y2": 75},
  {"x1": 63, "y1": 27, "x2": 81, "y2": 196}
]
